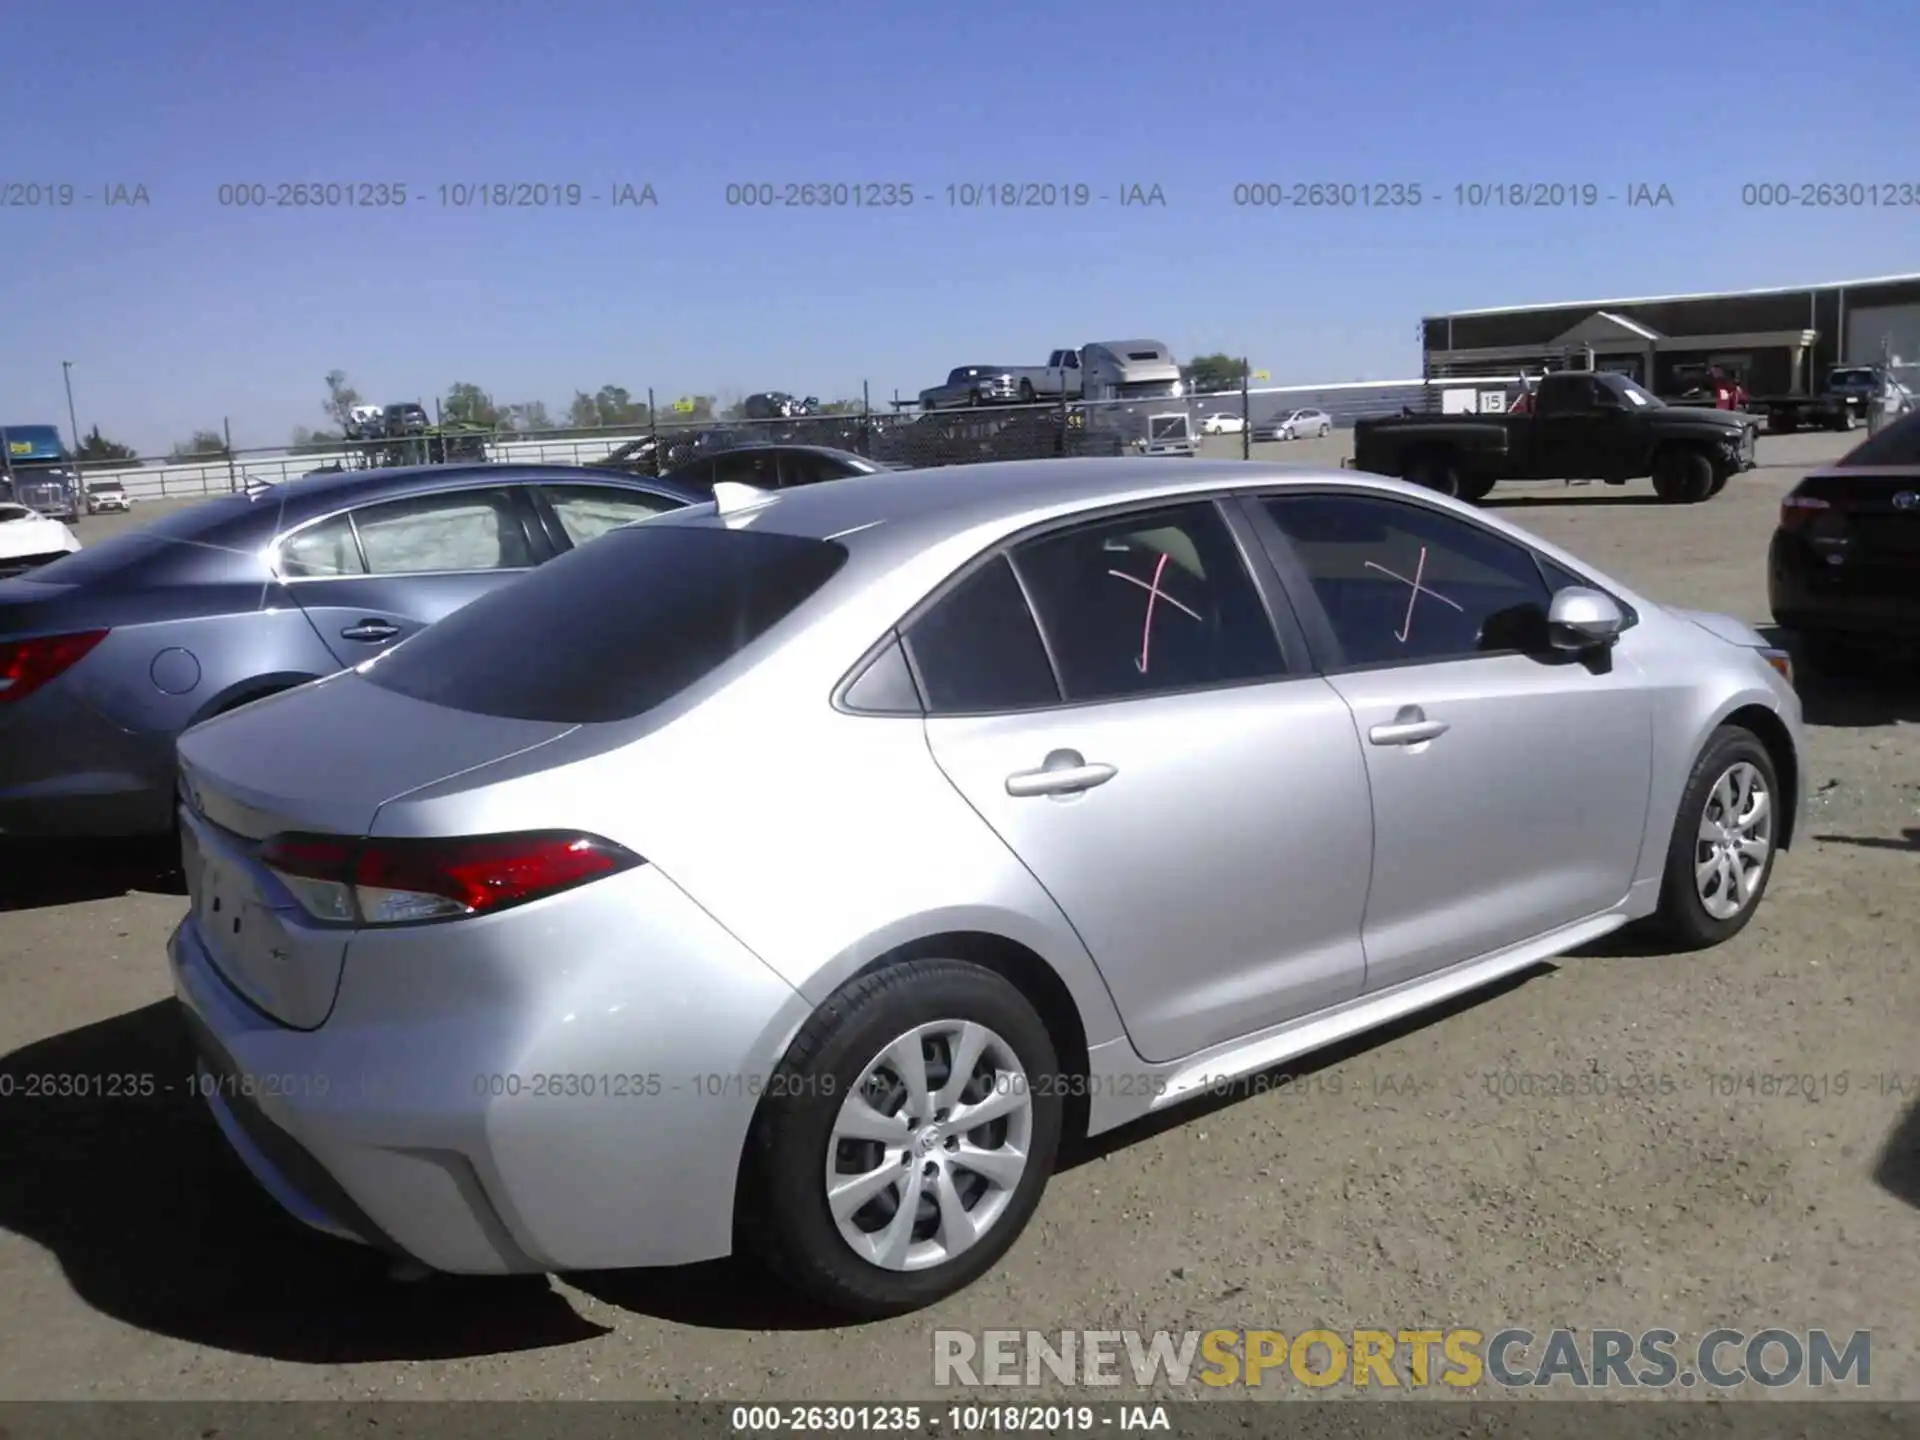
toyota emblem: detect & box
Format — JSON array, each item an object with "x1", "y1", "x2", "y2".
[{"x1": 1895, "y1": 491, "x2": 1919, "y2": 510}]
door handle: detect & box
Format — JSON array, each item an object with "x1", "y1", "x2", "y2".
[
  {"x1": 1005, "y1": 750, "x2": 1118, "y2": 798},
  {"x1": 340, "y1": 619, "x2": 401, "y2": 643},
  {"x1": 1368, "y1": 705, "x2": 1449, "y2": 747}
]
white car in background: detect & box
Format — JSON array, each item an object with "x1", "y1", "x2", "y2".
[
  {"x1": 1256, "y1": 408, "x2": 1333, "y2": 441},
  {"x1": 0, "y1": 501, "x2": 82, "y2": 578},
  {"x1": 1199, "y1": 412, "x2": 1247, "y2": 435}
]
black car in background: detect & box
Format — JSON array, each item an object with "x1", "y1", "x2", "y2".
[
  {"x1": 1769, "y1": 407, "x2": 1920, "y2": 672},
  {"x1": 659, "y1": 444, "x2": 901, "y2": 493}
]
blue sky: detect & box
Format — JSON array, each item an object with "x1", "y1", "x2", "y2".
[{"x1": 2, "y1": 0, "x2": 1916, "y2": 455}]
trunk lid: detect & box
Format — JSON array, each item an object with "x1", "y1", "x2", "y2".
[
  {"x1": 176, "y1": 671, "x2": 578, "y2": 1028},
  {"x1": 1792, "y1": 465, "x2": 1920, "y2": 580}
]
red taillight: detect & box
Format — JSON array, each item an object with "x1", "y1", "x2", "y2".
[
  {"x1": 0, "y1": 629, "x2": 109, "y2": 705},
  {"x1": 261, "y1": 830, "x2": 641, "y2": 925},
  {"x1": 1779, "y1": 494, "x2": 1831, "y2": 532}
]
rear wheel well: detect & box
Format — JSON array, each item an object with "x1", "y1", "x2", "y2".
[
  {"x1": 1721, "y1": 704, "x2": 1798, "y2": 849},
  {"x1": 853, "y1": 932, "x2": 1093, "y2": 1139}
]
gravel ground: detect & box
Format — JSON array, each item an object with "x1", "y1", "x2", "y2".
[{"x1": 3, "y1": 434, "x2": 1919, "y2": 1402}]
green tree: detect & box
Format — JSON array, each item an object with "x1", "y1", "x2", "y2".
[
  {"x1": 73, "y1": 424, "x2": 139, "y2": 469},
  {"x1": 323, "y1": 370, "x2": 362, "y2": 430},
  {"x1": 440, "y1": 381, "x2": 504, "y2": 428},
  {"x1": 171, "y1": 429, "x2": 229, "y2": 459},
  {"x1": 818, "y1": 399, "x2": 864, "y2": 415},
  {"x1": 1182, "y1": 353, "x2": 1247, "y2": 394}
]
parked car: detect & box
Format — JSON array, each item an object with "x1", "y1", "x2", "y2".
[
  {"x1": 1256, "y1": 408, "x2": 1332, "y2": 441},
  {"x1": 1199, "y1": 412, "x2": 1247, "y2": 436},
  {"x1": 0, "y1": 463, "x2": 703, "y2": 837},
  {"x1": 167, "y1": 456, "x2": 1800, "y2": 1318},
  {"x1": 1352, "y1": 370, "x2": 1758, "y2": 504},
  {"x1": 1750, "y1": 365, "x2": 1898, "y2": 434},
  {"x1": 661, "y1": 444, "x2": 904, "y2": 493},
  {"x1": 920, "y1": 367, "x2": 1019, "y2": 411},
  {"x1": 86, "y1": 479, "x2": 132, "y2": 514},
  {"x1": 1768, "y1": 406, "x2": 1920, "y2": 673},
  {"x1": 0, "y1": 501, "x2": 81, "y2": 578}
]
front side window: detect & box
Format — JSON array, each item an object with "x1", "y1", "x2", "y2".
[
  {"x1": 1010, "y1": 501, "x2": 1286, "y2": 703},
  {"x1": 1262, "y1": 493, "x2": 1552, "y2": 667},
  {"x1": 350, "y1": 488, "x2": 535, "y2": 574}
]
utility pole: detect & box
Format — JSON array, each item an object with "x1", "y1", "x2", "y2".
[{"x1": 61, "y1": 361, "x2": 81, "y2": 455}]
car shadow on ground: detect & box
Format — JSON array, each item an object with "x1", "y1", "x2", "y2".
[
  {"x1": 1873, "y1": 1099, "x2": 1920, "y2": 1210},
  {"x1": 0, "y1": 1000, "x2": 612, "y2": 1360},
  {"x1": 1483, "y1": 488, "x2": 1659, "y2": 510},
  {"x1": 0, "y1": 836, "x2": 186, "y2": 913},
  {"x1": 1756, "y1": 627, "x2": 1920, "y2": 728},
  {"x1": 1813, "y1": 828, "x2": 1920, "y2": 854}
]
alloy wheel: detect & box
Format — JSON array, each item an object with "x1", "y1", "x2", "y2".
[
  {"x1": 825, "y1": 1019, "x2": 1033, "y2": 1271},
  {"x1": 1694, "y1": 760, "x2": 1772, "y2": 920}
]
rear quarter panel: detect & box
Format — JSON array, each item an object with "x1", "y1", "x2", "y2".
[{"x1": 368, "y1": 579, "x2": 1130, "y2": 1053}]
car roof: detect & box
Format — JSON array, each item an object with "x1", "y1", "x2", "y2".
[
  {"x1": 661, "y1": 457, "x2": 1460, "y2": 567},
  {"x1": 255, "y1": 461, "x2": 702, "y2": 508}
]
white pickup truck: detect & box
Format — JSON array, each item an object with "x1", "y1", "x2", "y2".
[{"x1": 1001, "y1": 349, "x2": 1085, "y2": 403}]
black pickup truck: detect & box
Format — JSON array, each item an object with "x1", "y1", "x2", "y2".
[{"x1": 1351, "y1": 370, "x2": 1758, "y2": 504}]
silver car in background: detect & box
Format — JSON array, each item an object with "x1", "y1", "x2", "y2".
[
  {"x1": 1256, "y1": 407, "x2": 1332, "y2": 441},
  {"x1": 169, "y1": 457, "x2": 1802, "y2": 1318}
]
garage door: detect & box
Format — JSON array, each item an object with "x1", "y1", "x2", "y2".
[{"x1": 1846, "y1": 303, "x2": 1920, "y2": 365}]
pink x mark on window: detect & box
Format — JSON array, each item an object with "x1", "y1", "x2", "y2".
[
  {"x1": 1363, "y1": 545, "x2": 1464, "y2": 643},
  {"x1": 1108, "y1": 552, "x2": 1203, "y2": 673}
]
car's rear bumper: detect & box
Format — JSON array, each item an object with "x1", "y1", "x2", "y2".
[
  {"x1": 1769, "y1": 538, "x2": 1920, "y2": 640},
  {"x1": 168, "y1": 860, "x2": 814, "y2": 1275}
]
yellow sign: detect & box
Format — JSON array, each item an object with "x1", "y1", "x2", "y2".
[
  {"x1": 1252, "y1": 370, "x2": 1270, "y2": 381},
  {"x1": 671, "y1": 397, "x2": 696, "y2": 413}
]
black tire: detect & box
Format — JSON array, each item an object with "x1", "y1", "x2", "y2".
[
  {"x1": 1405, "y1": 451, "x2": 1462, "y2": 498},
  {"x1": 1018, "y1": 380, "x2": 1036, "y2": 404},
  {"x1": 1707, "y1": 469, "x2": 1730, "y2": 497},
  {"x1": 741, "y1": 958, "x2": 1064, "y2": 1319},
  {"x1": 1651, "y1": 448, "x2": 1715, "y2": 503},
  {"x1": 1648, "y1": 725, "x2": 1781, "y2": 950},
  {"x1": 1457, "y1": 474, "x2": 1497, "y2": 504},
  {"x1": 1318, "y1": 423, "x2": 1330, "y2": 438}
]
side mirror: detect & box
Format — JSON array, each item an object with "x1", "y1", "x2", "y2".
[{"x1": 1547, "y1": 586, "x2": 1625, "y2": 650}]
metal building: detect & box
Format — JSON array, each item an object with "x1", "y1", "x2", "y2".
[{"x1": 1422, "y1": 273, "x2": 1920, "y2": 396}]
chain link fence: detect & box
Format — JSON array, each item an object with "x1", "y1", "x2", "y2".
[{"x1": 61, "y1": 375, "x2": 1532, "y2": 504}]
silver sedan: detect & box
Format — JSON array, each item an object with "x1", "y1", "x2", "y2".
[{"x1": 168, "y1": 457, "x2": 1803, "y2": 1318}]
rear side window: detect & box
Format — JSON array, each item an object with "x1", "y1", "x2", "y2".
[
  {"x1": 905, "y1": 555, "x2": 1059, "y2": 713},
  {"x1": 1836, "y1": 409, "x2": 1920, "y2": 466},
  {"x1": 362, "y1": 524, "x2": 849, "y2": 723}
]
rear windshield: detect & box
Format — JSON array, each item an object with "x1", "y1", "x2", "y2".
[
  {"x1": 362, "y1": 522, "x2": 849, "y2": 723},
  {"x1": 1835, "y1": 408, "x2": 1920, "y2": 467},
  {"x1": 23, "y1": 494, "x2": 259, "y2": 584}
]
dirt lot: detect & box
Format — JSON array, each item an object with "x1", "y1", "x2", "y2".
[{"x1": 4, "y1": 435, "x2": 1919, "y2": 1401}]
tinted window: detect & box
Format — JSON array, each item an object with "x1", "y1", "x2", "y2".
[
  {"x1": 1263, "y1": 494, "x2": 1551, "y2": 667},
  {"x1": 1012, "y1": 501, "x2": 1285, "y2": 703},
  {"x1": 279, "y1": 515, "x2": 366, "y2": 577},
  {"x1": 364, "y1": 524, "x2": 848, "y2": 723},
  {"x1": 1836, "y1": 408, "x2": 1920, "y2": 466},
  {"x1": 541, "y1": 483, "x2": 680, "y2": 546},
  {"x1": 351, "y1": 488, "x2": 534, "y2": 573},
  {"x1": 712, "y1": 450, "x2": 781, "y2": 488},
  {"x1": 906, "y1": 555, "x2": 1059, "y2": 713}
]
